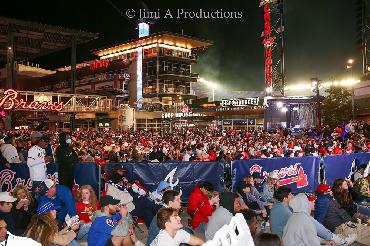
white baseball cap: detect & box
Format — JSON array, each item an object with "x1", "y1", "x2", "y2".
[
  {"x1": 0, "y1": 192, "x2": 17, "y2": 203},
  {"x1": 269, "y1": 171, "x2": 280, "y2": 180},
  {"x1": 44, "y1": 179, "x2": 55, "y2": 189}
]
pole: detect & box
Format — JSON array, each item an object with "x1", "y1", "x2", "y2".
[
  {"x1": 212, "y1": 88, "x2": 215, "y2": 102},
  {"x1": 317, "y1": 83, "x2": 321, "y2": 128},
  {"x1": 352, "y1": 86, "x2": 355, "y2": 120},
  {"x1": 70, "y1": 36, "x2": 77, "y2": 132}
]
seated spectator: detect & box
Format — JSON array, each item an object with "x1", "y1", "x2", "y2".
[
  {"x1": 88, "y1": 195, "x2": 138, "y2": 246},
  {"x1": 354, "y1": 175, "x2": 370, "y2": 198},
  {"x1": 314, "y1": 184, "x2": 332, "y2": 224},
  {"x1": 254, "y1": 233, "x2": 282, "y2": 246},
  {"x1": 262, "y1": 172, "x2": 280, "y2": 203},
  {"x1": 205, "y1": 191, "x2": 234, "y2": 241},
  {"x1": 251, "y1": 173, "x2": 265, "y2": 194},
  {"x1": 354, "y1": 164, "x2": 367, "y2": 181},
  {"x1": 324, "y1": 179, "x2": 369, "y2": 245},
  {"x1": 75, "y1": 185, "x2": 100, "y2": 240},
  {"x1": 244, "y1": 175, "x2": 265, "y2": 202},
  {"x1": 24, "y1": 200, "x2": 79, "y2": 246},
  {"x1": 0, "y1": 192, "x2": 17, "y2": 234},
  {"x1": 150, "y1": 207, "x2": 204, "y2": 246},
  {"x1": 37, "y1": 179, "x2": 78, "y2": 226},
  {"x1": 187, "y1": 182, "x2": 215, "y2": 233},
  {"x1": 11, "y1": 185, "x2": 37, "y2": 235},
  {"x1": 271, "y1": 187, "x2": 355, "y2": 245},
  {"x1": 240, "y1": 209, "x2": 259, "y2": 239},
  {"x1": 0, "y1": 216, "x2": 41, "y2": 246},
  {"x1": 235, "y1": 181, "x2": 267, "y2": 219},
  {"x1": 283, "y1": 194, "x2": 321, "y2": 246},
  {"x1": 147, "y1": 190, "x2": 183, "y2": 246}
]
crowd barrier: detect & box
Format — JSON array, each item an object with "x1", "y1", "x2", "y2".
[
  {"x1": 232, "y1": 153, "x2": 370, "y2": 192},
  {"x1": 0, "y1": 161, "x2": 224, "y2": 202}
]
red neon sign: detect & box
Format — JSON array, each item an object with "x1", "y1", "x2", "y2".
[
  {"x1": 90, "y1": 59, "x2": 110, "y2": 71},
  {"x1": 0, "y1": 90, "x2": 64, "y2": 111},
  {"x1": 261, "y1": 2, "x2": 273, "y2": 93}
]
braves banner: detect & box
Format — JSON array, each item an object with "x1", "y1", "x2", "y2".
[
  {"x1": 105, "y1": 162, "x2": 224, "y2": 202},
  {"x1": 0, "y1": 163, "x2": 58, "y2": 192},
  {"x1": 72, "y1": 163, "x2": 100, "y2": 199},
  {"x1": 323, "y1": 153, "x2": 370, "y2": 186},
  {"x1": 0, "y1": 163, "x2": 100, "y2": 196},
  {"x1": 232, "y1": 156, "x2": 321, "y2": 193}
]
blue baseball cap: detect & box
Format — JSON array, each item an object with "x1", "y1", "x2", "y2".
[
  {"x1": 37, "y1": 201, "x2": 60, "y2": 215},
  {"x1": 156, "y1": 181, "x2": 171, "y2": 194}
]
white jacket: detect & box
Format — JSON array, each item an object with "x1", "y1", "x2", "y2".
[{"x1": 1, "y1": 232, "x2": 41, "y2": 246}]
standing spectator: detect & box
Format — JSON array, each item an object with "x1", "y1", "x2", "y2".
[
  {"x1": 38, "y1": 179, "x2": 77, "y2": 225},
  {"x1": 75, "y1": 185, "x2": 100, "y2": 240},
  {"x1": 282, "y1": 194, "x2": 321, "y2": 246},
  {"x1": 10, "y1": 185, "x2": 37, "y2": 235},
  {"x1": 150, "y1": 207, "x2": 204, "y2": 246},
  {"x1": 30, "y1": 131, "x2": 42, "y2": 146},
  {"x1": 24, "y1": 201, "x2": 79, "y2": 246},
  {"x1": 187, "y1": 182, "x2": 215, "y2": 233},
  {"x1": 0, "y1": 192, "x2": 17, "y2": 234},
  {"x1": 56, "y1": 132, "x2": 79, "y2": 189},
  {"x1": 0, "y1": 135, "x2": 20, "y2": 164},
  {"x1": 0, "y1": 217, "x2": 41, "y2": 246},
  {"x1": 27, "y1": 135, "x2": 51, "y2": 199}
]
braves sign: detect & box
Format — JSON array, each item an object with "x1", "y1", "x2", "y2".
[{"x1": 232, "y1": 156, "x2": 320, "y2": 193}]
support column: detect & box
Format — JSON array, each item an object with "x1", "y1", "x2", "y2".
[
  {"x1": 70, "y1": 36, "x2": 77, "y2": 132},
  {"x1": 5, "y1": 30, "x2": 15, "y2": 130}
]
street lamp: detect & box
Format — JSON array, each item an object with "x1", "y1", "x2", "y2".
[{"x1": 346, "y1": 59, "x2": 355, "y2": 120}]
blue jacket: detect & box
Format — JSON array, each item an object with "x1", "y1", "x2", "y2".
[
  {"x1": 146, "y1": 214, "x2": 159, "y2": 246},
  {"x1": 88, "y1": 213, "x2": 122, "y2": 246},
  {"x1": 39, "y1": 185, "x2": 77, "y2": 221},
  {"x1": 315, "y1": 194, "x2": 330, "y2": 224},
  {"x1": 269, "y1": 201, "x2": 292, "y2": 237}
]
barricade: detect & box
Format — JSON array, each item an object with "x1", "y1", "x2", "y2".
[{"x1": 203, "y1": 213, "x2": 255, "y2": 246}]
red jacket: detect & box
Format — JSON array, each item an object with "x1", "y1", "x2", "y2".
[{"x1": 187, "y1": 185, "x2": 214, "y2": 229}]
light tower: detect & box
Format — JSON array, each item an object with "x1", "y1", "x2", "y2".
[{"x1": 260, "y1": 0, "x2": 285, "y2": 96}]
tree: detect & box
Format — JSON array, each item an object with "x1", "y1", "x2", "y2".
[{"x1": 322, "y1": 86, "x2": 352, "y2": 128}]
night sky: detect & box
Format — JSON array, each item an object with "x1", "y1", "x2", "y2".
[{"x1": 0, "y1": 0, "x2": 362, "y2": 92}]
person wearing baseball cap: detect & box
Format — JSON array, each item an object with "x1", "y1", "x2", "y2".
[
  {"x1": 314, "y1": 184, "x2": 332, "y2": 224},
  {"x1": 261, "y1": 171, "x2": 280, "y2": 203},
  {"x1": 27, "y1": 134, "x2": 51, "y2": 199},
  {"x1": 38, "y1": 179, "x2": 78, "y2": 225},
  {"x1": 0, "y1": 192, "x2": 17, "y2": 234},
  {"x1": 30, "y1": 131, "x2": 42, "y2": 145},
  {"x1": 251, "y1": 172, "x2": 264, "y2": 193},
  {"x1": 24, "y1": 200, "x2": 79, "y2": 246},
  {"x1": 88, "y1": 195, "x2": 140, "y2": 246}
]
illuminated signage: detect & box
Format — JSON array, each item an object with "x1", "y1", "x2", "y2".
[
  {"x1": 181, "y1": 104, "x2": 190, "y2": 113},
  {"x1": 0, "y1": 89, "x2": 64, "y2": 111},
  {"x1": 90, "y1": 60, "x2": 110, "y2": 71},
  {"x1": 138, "y1": 23, "x2": 150, "y2": 38},
  {"x1": 162, "y1": 112, "x2": 206, "y2": 119},
  {"x1": 261, "y1": 1, "x2": 274, "y2": 94},
  {"x1": 221, "y1": 98, "x2": 259, "y2": 107}
]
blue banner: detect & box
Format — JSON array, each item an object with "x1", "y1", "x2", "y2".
[
  {"x1": 323, "y1": 153, "x2": 370, "y2": 186},
  {"x1": 0, "y1": 163, "x2": 58, "y2": 192},
  {"x1": 105, "y1": 162, "x2": 224, "y2": 202},
  {"x1": 73, "y1": 163, "x2": 100, "y2": 199},
  {"x1": 232, "y1": 156, "x2": 321, "y2": 193},
  {"x1": 0, "y1": 163, "x2": 99, "y2": 196}
]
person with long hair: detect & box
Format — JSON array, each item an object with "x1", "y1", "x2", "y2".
[
  {"x1": 262, "y1": 172, "x2": 280, "y2": 203},
  {"x1": 324, "y1": 178, "x2": 370, "y2": 245},
  {"x1": 235, "y1": 181, "x2": 267, "y2": 219},
  {"x1": 254, "y1": 233, "x2": 283, "y2": 246},
  {"x1": 11, "y1": 185, "x2": 37, "y2": 235},
  {"x1": 75, "y1": 185, "x2": 100, "y2": 240},
  {"x1": 24, "y1": 201, "x2": 79, "y2": 246}
]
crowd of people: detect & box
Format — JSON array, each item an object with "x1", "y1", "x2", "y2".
[{"x1": 0, "y1": 121, "x2": 369, "y2": 246}]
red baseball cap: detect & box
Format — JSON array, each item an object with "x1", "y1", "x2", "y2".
[
  {"x1": 308, "y1": 195, "x2": 317, "y2": 202},
  {"x1": 317, "y1": 184, "x2": 331, "y2": 194}
]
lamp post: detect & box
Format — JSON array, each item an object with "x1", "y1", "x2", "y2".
[
  {"x1": 346, "y1": 59, "x2": 355, "y2": 120},
  {"x1": 311, "y1": 77, "x2": 322, "y2": 128}
]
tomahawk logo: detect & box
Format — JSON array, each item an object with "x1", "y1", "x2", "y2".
[
  {"x1": 249, "y1": 163, "x2": 309, "y2": 189},
  {"x1": 164, "y1": 167, "x2": 182, "y2": 196}
]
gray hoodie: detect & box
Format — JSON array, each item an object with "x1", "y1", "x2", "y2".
[{"x1": 282, "y1": 194, "x2": 321, "y2": 246}]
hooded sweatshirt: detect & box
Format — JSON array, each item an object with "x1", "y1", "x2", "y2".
[{"x1": 282, "y1": 194, "x2": 320, "y2": 246}]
